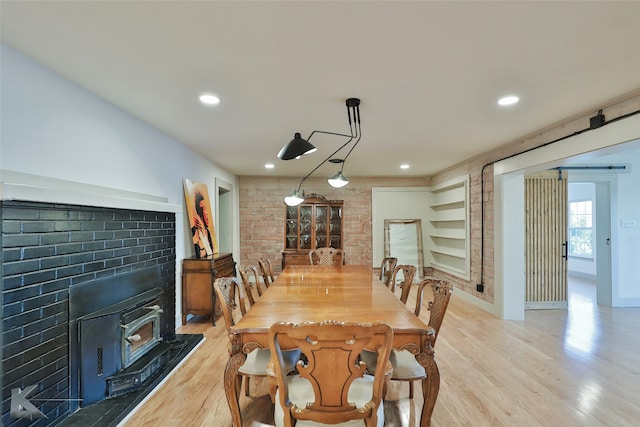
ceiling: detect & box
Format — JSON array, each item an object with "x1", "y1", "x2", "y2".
[{"x1": 2, "y1": 1, "x2": 639, "y2": 179}]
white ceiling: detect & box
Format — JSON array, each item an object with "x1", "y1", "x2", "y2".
[{"x1": 2, "y1": 1, "x2": 639, "y2": 179}]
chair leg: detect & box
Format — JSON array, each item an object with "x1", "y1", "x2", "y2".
[
  {"x1": 235, "y1": 375, "x2": 242, "y2": 400},
  {"x1": 409, "y1": 380, "x2": 414, "y2": 399},
  {"x1": 244, "y1": 376, "x2": 250, "y2": 396}
]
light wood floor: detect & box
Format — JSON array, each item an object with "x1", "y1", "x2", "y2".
[{"x1": 123, "y1": 278, "x2": 640, "y2": 426}]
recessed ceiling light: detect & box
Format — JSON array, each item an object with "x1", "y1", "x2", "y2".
[
  {"x1": 498, "y1": 95, "x2": 519, "y2": 106},
  {"x1": 400, "y1": 164, "x2": 410, "y2": 169},
  {"x1": 199, "y1": 93, "x2": 220, "y2": 106},
  {"x1": 265, "y1": 163, "x2": 274, "y2": 169}
]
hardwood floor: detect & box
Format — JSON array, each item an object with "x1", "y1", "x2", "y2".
[{"x1": 122, "y1": 279, "x2": 640, "y2": 426}]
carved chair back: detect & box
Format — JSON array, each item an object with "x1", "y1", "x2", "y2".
[
  {"x1": 269, "y1": 320, "x2": 393, "y2": 427},
  {"x1": 213, "y1": 277, "x2": 247, "y2": 333},
  {"x1": 260, "y1": 258, "x2": 276, "y2": 284},
  {"x1": 309, "y1": 247, "x2": 342, "y2": 265},
  {"x1": 389, "y1": 265, "x2": 417, "y2": 304},
  {"x1": 257, "y1": 258, "x2": 273, "y2": 287},
  {"x1": 237, "y1": 265, "x2": 266, "y2": 305},
  {"x1": 425, "y1": 280, "x2": 452, "y2": 346},
  {"x1": 379, "y1": 257, "x2": 398, "y2": 286}
]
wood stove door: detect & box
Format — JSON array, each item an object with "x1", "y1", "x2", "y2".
[{"x1": 79, "y1": 312, "x2": 121, "y2": 406}]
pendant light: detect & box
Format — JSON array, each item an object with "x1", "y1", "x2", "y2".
[
  {"x1": 277, "y1": 133, "x2": 318, "y2": 160},
  {"x1": 280, "y1": 98, "x2": 362, "y2": 204},
  {"x1": 328, "y1": 171, "x2": 349, "y2": 188},
  {"x1": 284, "y1": 190, "x2": 305, "y2": 207}
]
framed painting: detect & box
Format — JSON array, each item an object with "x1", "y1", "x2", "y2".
[{"x1": 183, "y1": 178, "x2": 219, "y2": 258}]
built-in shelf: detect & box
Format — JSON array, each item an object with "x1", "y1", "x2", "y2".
[{"x1": 428, "y1": 175, "x2": 470, "y2": 279}]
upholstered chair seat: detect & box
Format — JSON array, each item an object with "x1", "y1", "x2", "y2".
[{"x1": 274, "y1": 375, "x2": 385, "y2": 427}]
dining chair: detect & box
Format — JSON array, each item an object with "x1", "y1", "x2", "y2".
[
  {"x1": 257, "y1": 258, "x2": 273, "y2": 287},
  {"x1": 308, "y1": 247, "x2": 342, "y2": 265},
  {"x1": 237, "y1": 264, "x2": 267, "y2": 306},
  {"x1": 389, "y1": 264, "x2": 417, "y2": 304},
  {"x1": 259, "y1": 257, "x2": 276, "y2": 284},
  {"x1": 378, "y1": 257, "x2": 398, "y2": 287},
  {"x1": 213, "y1": 277, "x2": 262, "y2": 397},
  {"x1": 389, "y1": 279, "x2": 452, "y2": 398},
  {"x1": 214, "y1": 277, "x2": 299, "y2": 399},
  {"x1": 269, "y1": 320, "x2": 393, "y2": 427}
]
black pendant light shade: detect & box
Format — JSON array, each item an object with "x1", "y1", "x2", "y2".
[
  {"x1": 279, "y1": 97, "x2": 362, "y2": 204},
  {"x1": 277, "y1": 133, "x2": 317, "y2": 160}
]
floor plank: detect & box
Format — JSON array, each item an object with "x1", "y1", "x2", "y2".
[{"x1": 123, "y1": 277, "x2": 640, "y2": 426}]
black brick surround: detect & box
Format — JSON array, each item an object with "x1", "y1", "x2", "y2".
[{"x1": 1, "y1": 200, "x2": 176, "y2": 427}]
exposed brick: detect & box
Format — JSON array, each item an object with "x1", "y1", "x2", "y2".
[
  {"x1": 23, "y1": 270, "x2": 56, "y2": 286},
  {"x1": 2, "y1": 201, "x2": 175, "y2": 425},
  {"x1": 23, "y1": 245, "x2": 56, "y2": 260},
  {"x1": 2, "y1": 248, "x2": 21, "y2": 262},
  {"x1": 56, "y1": 242, "x2": 83, "y2": 255},
  {"x1": 40, "y1": 255, "x2": 70, "y2": 270},
  {"x1": 40, "y1": 210, "x2": 70, "y2": 220},
  {"x1": 23, "y1": 221, "x2": 56, "y2": 233},
  {"x1": 40, "y1": 232, "x2": 70, "y2": 245},
  {"x1": 2, "y1": 220, "x2": 21, "y2": 233},
  {"x1": 2, "y1": 233, "x2": 40, "y2": 247},
  {"x1": 3, "y1": 260, "x2": 40, "y2": 275}
]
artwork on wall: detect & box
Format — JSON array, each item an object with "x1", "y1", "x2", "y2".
[{"x1": 183, "y1": 178, "x2": 219, "y2": 258}]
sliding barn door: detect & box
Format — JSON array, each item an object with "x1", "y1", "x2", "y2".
[{"x1": 525, "y1": 171, "x2": 568, "y2": 309}]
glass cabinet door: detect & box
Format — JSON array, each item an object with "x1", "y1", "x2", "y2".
[
  {"x1": 329, "y1": 206, "x2": 342, "y2": 249},
  {"x1": 315, "y1": 206, "x2": 328, "y2": 248},
  {"x1": 299, "y1": 206, "x2": 312, "y2": 249},
  {"x1": 285, "y1": 206, "x2": 298, "y2": 249}
]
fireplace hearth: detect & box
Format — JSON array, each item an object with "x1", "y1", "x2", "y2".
[{"x1": 57, "y1": 334, "x2": 203, "y2": 427}]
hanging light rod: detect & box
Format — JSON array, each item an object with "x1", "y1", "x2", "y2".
[
  {"x1": 282, "y1": 98, "x2": 362, "y2": 205},
  {"x1": 551, "y1": 165, "x2": 626, "y2": 180},
  {"x1": 278, "y1": 98, "x2": 361, "y2": 160}
]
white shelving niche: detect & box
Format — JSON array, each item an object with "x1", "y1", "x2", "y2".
[{"x1": 427, "y1": 175, "x2": 470, "y2": 280}]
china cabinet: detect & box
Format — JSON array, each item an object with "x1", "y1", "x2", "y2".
[{"x1": 282, "y1": 193, "x2": 344, "y2": 267}]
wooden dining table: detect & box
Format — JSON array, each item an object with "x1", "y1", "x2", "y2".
[{"x1": 223, "y1": 264, "x2": 439, "y2": 427}]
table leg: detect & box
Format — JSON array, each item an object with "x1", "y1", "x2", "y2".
[
  {"x1": 224, "y1": 339, "x2": 246, "y2": 427},
  {"x1": 419, "y1": 355, "x2": 440, "y2": 427},
  {"x1": 417, "y1": 333, "x2": 439, "y2": 427}
]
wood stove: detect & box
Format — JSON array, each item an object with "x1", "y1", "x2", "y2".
[
  {"x1": 69, "y1": 267, "x2": 167, "y2": 409},
  {"x1": 121, "y1": 304, "x2": 163, "y2": 369}
]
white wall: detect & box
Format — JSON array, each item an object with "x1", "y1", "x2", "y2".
[
  {"x1": 371, "y1": 187, "x2": 430, "y2": 272},
  {"x1": 0, "y1": 44, "x2": 240, "y2": 327},
  {"x1": 593, "y1": 149, "x2": 640, "y2": 304}
]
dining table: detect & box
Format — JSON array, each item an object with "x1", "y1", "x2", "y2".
[{"x1": 223, "y1": 264, "x2": 439, "y2": 427}]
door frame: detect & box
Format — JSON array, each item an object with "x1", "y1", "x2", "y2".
[
  {"x1": 567, "y1": 174, "x2": 616, "y2": 306},
  {"x1": 493, "y1": 114, "x2": 639, "y2": 320}
]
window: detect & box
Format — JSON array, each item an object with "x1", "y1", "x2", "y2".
[{"x1": 568, "y1": 200, "x2": 593, "y2": 257}]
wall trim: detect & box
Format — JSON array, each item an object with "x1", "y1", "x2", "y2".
[{"x1": 1, "y1": 170, "x2": 180, "y2": 213}]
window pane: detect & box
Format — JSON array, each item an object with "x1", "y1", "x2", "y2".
[{"x1": 568, "y1": 200, "x2": 593, "y2": 257}]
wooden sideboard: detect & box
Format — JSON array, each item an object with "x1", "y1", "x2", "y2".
[{"x1": 181, "y1": 252, "x2": 236, "y2": 325}]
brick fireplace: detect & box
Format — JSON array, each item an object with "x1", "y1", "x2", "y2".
[{"x1": 1, "y1": 200, "x2": 176, "y2": 427}]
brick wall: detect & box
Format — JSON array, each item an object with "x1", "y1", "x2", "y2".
[
  {"x1": 239, "y1": 176, "x2": 430, "y2": 272},
  {"x1": 1, "y1": 201, "x2": 176, "y2": 427}
]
